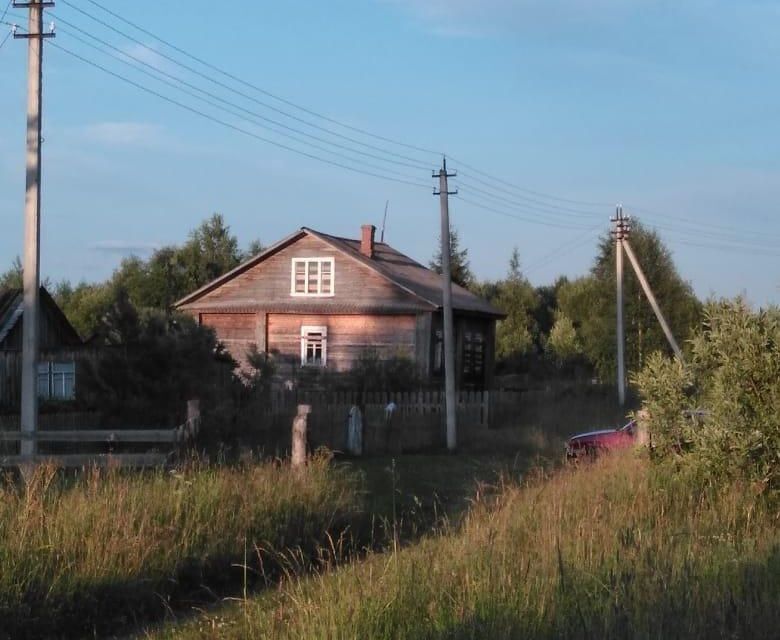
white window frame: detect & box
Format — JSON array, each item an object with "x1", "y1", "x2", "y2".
[
  {"x1": 300, "y1": 325, "x2": 328, "y2": 367},
  {"x1": 290, "y1": 257, "x2": 335, "y2": 297}
]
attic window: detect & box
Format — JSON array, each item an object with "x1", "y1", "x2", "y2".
[{"x1": 291, "y1": 258, "x2": 334, "y2": 297}]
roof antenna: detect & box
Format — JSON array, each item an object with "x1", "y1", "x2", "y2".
[{"x1": 380, "y1": 200, "x2": 389, "y2": 243}]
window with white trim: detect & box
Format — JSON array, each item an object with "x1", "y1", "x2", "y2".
[
  {"x1": 37, "y1": 361, "x2": 76, "y2": 400},
  {"x1": 301, "y1": 326, "x2": 327, "y2": 366},
  {"x1": 291, "y1": 257, "x2": 334, "y2": 296}
]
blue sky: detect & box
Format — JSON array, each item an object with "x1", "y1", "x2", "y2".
[{"x1": 0, "y1": 0, "x2": 778, "y2": 305}]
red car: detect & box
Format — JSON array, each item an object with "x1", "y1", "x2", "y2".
[{"x1": 565, "y1": 420, "x2": 637, "y2": 459}]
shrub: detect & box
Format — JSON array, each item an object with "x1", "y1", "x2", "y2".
[{"x1": 634, "y1": 298, "x2": 780, "y2": 493}]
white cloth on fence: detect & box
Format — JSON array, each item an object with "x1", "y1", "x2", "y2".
[{"x1": 346, "y1": 405, "x2": 363, "y2": 456}]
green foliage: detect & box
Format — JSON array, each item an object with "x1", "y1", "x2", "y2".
[
  {"x1": 429, "y1": 228, "x2": 475, "y2": 289},
  {"x1": 558, "y1": 222, "x2": 701, "y2": 382},
  {"x1": 546, "y1": 311, "x2": 581, "y2": 363},
  {"x1": 635, "y1": 299, "x2": 780, "y2": 493},
  {"x1": 78, "y1": 288, "x2": 234, "y2": 426},
  {"x1": 53, "y1": 280, "x2": 114, "y2": 338},
  {"x1": 479, "y1": 248, "x2": 539, "y2": 362},
  {"x1": 347, "y1": 348, "x2": 420, "y2": 392},
  {"x1": 0, "y1": 256, "x2": 22, "y2": 290}
]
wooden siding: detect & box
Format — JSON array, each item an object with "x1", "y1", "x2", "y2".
[
  {"x1": 267, "y1": 313, "x2": 416, "y2": 375},
  {"x1": 199, "y1": 313, "x2": 257, "y2": 365},
  {"x1": 186, "y1": 235, "x2": 429, "y2": 312}
]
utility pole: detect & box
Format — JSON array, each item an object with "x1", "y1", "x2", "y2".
[
  {"x1": 611, "y1": 205, "x2": 628, "y2": 406},
  {"x1": 14, "y1": 1, "x2": 54, "y2": 458},
  {"x1": 622, "y1": 238, "x2": 684, "y2": 362},
  {"x1": 433, "y1": 157, "x2": 458, "y2": 451}
]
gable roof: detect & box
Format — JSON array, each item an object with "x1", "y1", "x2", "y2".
[
  {"x1": 0, "y1": 287, "x2": 83, "y2": 348},
  {"x1": 175, "y1": 227, "x2": 504, "y2": 318}
]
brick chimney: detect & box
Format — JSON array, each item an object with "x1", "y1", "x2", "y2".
[{"x1": 360, "y1": 224, "x2": 376, "y2": 258}]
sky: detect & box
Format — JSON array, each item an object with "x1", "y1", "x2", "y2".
[{"x1": 0, "y1": 0, "x2": 778, "y2": 306}]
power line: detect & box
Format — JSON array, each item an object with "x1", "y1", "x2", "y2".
[
  {"x1": 48, "y1": 40, "x2": 432, "y2": 190},
  {"x1": 54, "y1": 2, "x2": 439, "y2": 169},
  {"x1": 0, "y1": 1, "x2": 11, "y2": 24},
  {"x1": 455, "y1": 179, "x2": 603, "y2": 221},
  {"x1": 523, "y1": 226, "x2": 602, "y2": 275},
  {"x1": 50, "y1": 25, "x2": 429, "y2": 181},
  {"x1": 452, "y1": 194, "x2": 594, "y2": 231},
  {"x1": 449, "y1": 155, "x2": 614, "y2": 208},
  {"x1": 72, "y1": 0, "x2": 444, "y2": 158}
]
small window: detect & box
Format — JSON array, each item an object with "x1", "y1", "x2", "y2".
[
  {"x1": 37, "y1": 361, "x2": 76, "y2": 400},
  {"x1": 301, "y1": 326, "x2": 327, "y2": 367},
  {"x1": 291, "y1": 258, "x2": 335, "y2": 297}
]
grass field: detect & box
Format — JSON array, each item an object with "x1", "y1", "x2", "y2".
[
  {"x1": 0, "y1": 454, "x2": 361, "y2": 639},
  {"x1": 146, "y1": 452, "x2": 780, "y2": 640}
]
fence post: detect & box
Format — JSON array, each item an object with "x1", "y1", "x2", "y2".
[
  {"x1": 186, "y1": 398, "x2": 201, "y2": 439},
  {"x1": 292, "y1": 404, "x2": 311, "y2": 468}
]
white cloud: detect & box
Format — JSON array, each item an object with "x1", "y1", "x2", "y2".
[
  {"x1": 89, "y1": 240, "x2": 159, "y2": 256},
  {"x1": 78, "y1": 121, "x2": 165, "y2": 147}
]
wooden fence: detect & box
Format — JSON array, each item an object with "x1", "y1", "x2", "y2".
[
  {"x1": 0, "y1": 402, "x2": 200, "y2": 468},
  {"x1": 238, "y1": 385, "x2": 628, "y2": 455}
]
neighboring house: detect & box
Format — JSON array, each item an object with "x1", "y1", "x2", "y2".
[
  {"x1": 0, "y1": 287, "x2": 83, "y2": 409},
  {"x1": 176, "y1": 225, "x2": 505, "y2": 388}
]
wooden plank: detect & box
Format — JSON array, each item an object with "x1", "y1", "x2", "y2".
[
  {"x1": 0, "y1": 429, "x2": 179, "y2": 443},
  {"x1": 0, "y1": 453, "x2": 170, "y2": 468}
]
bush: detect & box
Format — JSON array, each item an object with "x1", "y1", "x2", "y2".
[{"x1": 634, "y1": 299, "x2": 780, "y2": 493}]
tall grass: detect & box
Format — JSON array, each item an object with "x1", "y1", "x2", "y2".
[
  {"x1": 155, "y1": 453, "x2": 780, "y2": 639},
  {"x1": 0, "y1": 454, "x2": 362, "y2": 638}
]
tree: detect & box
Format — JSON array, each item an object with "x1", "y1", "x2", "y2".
[
  {"x1": 478, "y1": 248, "x2": 539, "y2": 362},
  {"x1": 0, "y1": 257, "x2": 22, "y2": 290},
  {"x1": 429, "y1": 228, "x2": 475, "y2": 289},
  {"x1": 558, "y1": 222, "x2": 701, "y2": 382},
  {"x1": 546, "y1": 311, "x2": 581, "y2": 363},
  {"x1": 78, "y1": 287, "x2": 235, "y2": 426},
  {"x1": 634, "y1": 299, "x2": 780, "y2": 492},
  {"x1": 53, "y1": 280, "x2": 114, "y2": 338}
]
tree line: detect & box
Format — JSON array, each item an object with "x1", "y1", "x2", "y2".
[
  {"x1": 2, "y1": 213, "x2": 702, "y2": 386},
  {"x1": 429, "y1": 224, "x2": 702, "y2": 383}
]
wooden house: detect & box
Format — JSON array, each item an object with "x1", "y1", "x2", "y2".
[
  {"x1": 0, "y1": 287, "x2": 83, "y2": 409},
  {"x1": 175, "y1": 225, "x2": 505, "y2": 389}
]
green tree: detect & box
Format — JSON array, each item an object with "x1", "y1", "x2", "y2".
[
  {"x1": 480, "y1": 248, "x2": 539, "y2": 361},
  {"x1": 429, "y1": 228, "x2": 475, "y2": 289},
  {"x1": 0, "y1": 257, "x2": 23, "y2": 290},
  {"x1": 53, "y1": 280, "x2": 114, "y2": 338},
  {"x1": 558, "y1": 222, "x2": 701, "y2": 382},
  {"x1": 634, "y1": 299, "x2": 780, "y2": 492},
  {"x1": 79, "y1": 288, "x2": 234, "y2": 426},
  {"x1": 547, "y1": 311, "x2": 581, "y2": 363}
]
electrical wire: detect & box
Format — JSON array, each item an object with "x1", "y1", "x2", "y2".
[
  {"x1": 54, "y1": 2, "x2": 440, "y2": 169},
  {"x1": 48, "y1": 40, "x2": 432, "y2": 191},
  {"x1": 452, "y1": 194, "x2": 595, "y2": 231},
  {"x1": 73, "y1": 0, "x2": 444, "y2": 158},
  {"x1": 455, "y1": 180, "x2": 604, "y2": 221},
  {"x1": 50, "y1": 26, "x2": 430, "y2": 182},
  {"x1": 523, "y1": 226, "x2": 602, "y2": 276}
]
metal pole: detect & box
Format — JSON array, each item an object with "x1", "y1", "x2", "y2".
[
  {"x1": 435, "y1": 157, "x2": 457, "y2": 451},
  {"x1": 622, "y1": 238, "x2": 684, "y2": 362},
  {"x1": 18, "y1": 2, "x2": 48, "y2": 458},
  {"x1": 614, "y1": 207, "x2": 626, "y2": 406}
]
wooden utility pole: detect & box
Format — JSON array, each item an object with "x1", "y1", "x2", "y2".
[
  {"x1": 611, "y1": 206, "x2": 627, "y2": 406},
  {"x1": 622, "y1": 238, "x2": 684, "y2": 361},
  {"x1": 14, "y1": 1, "x2": 54, "y2": 457},
  {"x1": 434, "y1": 157, "x2": 458, "y2": 451}
]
